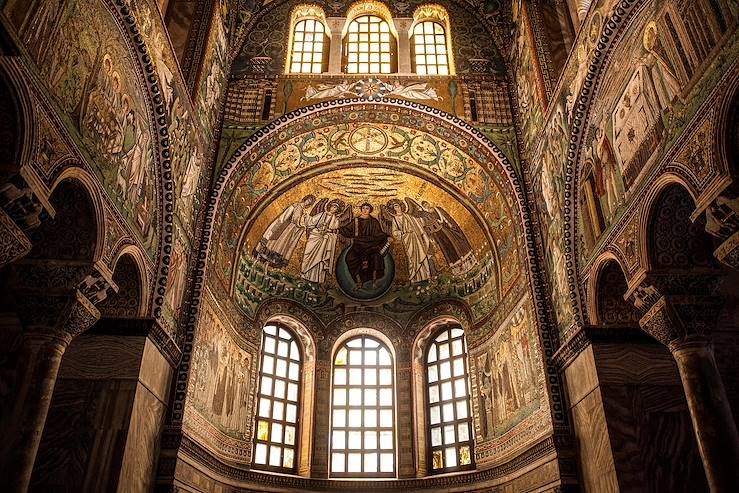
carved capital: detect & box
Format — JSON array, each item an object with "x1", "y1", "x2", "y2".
[
  {"x1": 19, "y1": 289, "x2": 100, "y2": 342},
  {"x1": 78, "y1": 261, "x2": 119, "y2": 304},
  {"x1": 704, "y1": 193, "x2": 739, "y2": 270},
  {"x1": 639, "y1": 295, "x2": 721, "y2": 350},
  {"x1": 0, "y1": 207, "x2": 32, "y2": 267},
  {"x1": 714, "y1": 230, "x2": 739, "y2": 270},
  {"x1": 705, "y1": 194, "x2": 739, "y2": 240},
  {"x1": 0, "y1": 178, "x2": 44, "y2": 230}
]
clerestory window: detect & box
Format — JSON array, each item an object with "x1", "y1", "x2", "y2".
[
  {"x1": 411, "y1": 20, "x2": 450, "y2": 75},
  {"x1": 289, "y1": 18, "x2": 330, "y2": 74},
  {"x1": 426, "y1": 325, "x2": 474, "y2": 473},
  {"x1": 253, "y1": 323, "x2": 303, "y2": 473},
  {"x1": 343, "y1": 15, "x2": 397, "y2": 74},
  {"x1": 330, "y1": 335, "x2": 396, "y2": 477}
]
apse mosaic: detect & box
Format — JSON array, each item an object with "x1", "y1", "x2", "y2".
[
  {"x1": 213, "y1": 106, "x2": 524, "y2": 324},
  {"x1": 235, "y1": 166, "x2": 498, "y2": 320}
]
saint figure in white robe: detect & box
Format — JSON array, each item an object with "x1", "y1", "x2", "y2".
[
  {"x1": 254, "y1": 195, "x2": 315, "y2": 268},
  {"x1": 387, "y1": 199, "x2": 432, "y2": 283},
  {"x1": 300, "y1": 200, "x2": 346, "y2": 283}
]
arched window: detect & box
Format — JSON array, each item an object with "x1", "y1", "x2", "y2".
[
  {"x1": 330, "y1": 335, "x2": 396, "y2": 477},
  {"x1": 411, "y1": 20, "x2": 450, "y2": 75},
  {"x1": 289, "y1": 18, "x2": 330, "y2": 73},
  {"x1": 426, "y1": 325, "x2": 474, "y2": 473},
  {"x1": 343, "y1": 15, "x2": 397, "y2": 74},
  {"x1": 253, "y1": 323, "x2": 302, "y2": 473}
]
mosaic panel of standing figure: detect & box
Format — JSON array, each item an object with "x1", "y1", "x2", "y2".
[
  {"x1": 234, "y1": 167, "x2": 498, "y2": 324},
  {"x1": 164, "y1": 229, "x2": 191, "y2": 322},
  {"x1": 476, "y1": 298, "x2": 541, "y2": 438},
  {"x1": 4, "y1": 0, "x2": 159, "y2": 253},
  {"x1": 573, "y1": 0, "x2": 736, "y2": 254},
  {"x1": 188, "y1": 305, "x2": 253, "y2": 439},
  {"x1": 532, "y1": 99, "x2": 573, "y2": 329},
  {"x1": 511, "y1": 0, "x2": 546, "y2": 154},
  {"x1": 123, "y1": 0, "x2": 211, "y2": 238},
  {"x1": 196, "y1": 6, "x2": 229, "y2": 135}
]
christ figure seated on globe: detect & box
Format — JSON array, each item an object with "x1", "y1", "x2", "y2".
[{"x1": 339, "y1": 202, "x2": 393, "y2": 290}]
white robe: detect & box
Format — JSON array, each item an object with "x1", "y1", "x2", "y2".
[
  {"x1": 257, "y1": 202, "x2": 307, "y2": 266},
  {"x1": 392, "y1": 213, "x2": 432, "y2": 283},
  {"x1": 301, "y1": 211, "x2": 340, "y2": 283}
]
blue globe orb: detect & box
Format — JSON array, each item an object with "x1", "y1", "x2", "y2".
[{"x1": 335, "y1": 247, "x2": 395, "y2": 300}]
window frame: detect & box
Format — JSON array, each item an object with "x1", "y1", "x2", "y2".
[
  {"x1": 342, "y1": 14, "x2": 398, "y2": 74},
  {"x1": 410, "y1": 20, "x2": 451, "y2": 76},
  {"x1": 252, "y1": 322, "x2": 304, "y2": 474},
  {"x1": 424, "y1": 324, "x2": 475, "y2": 474},
  {"x1": 288, "y1": 16, "x2": 330, "y2": 74},
  {"x1": 329, "y1": 334, "x2": 397, "y2": 478}
]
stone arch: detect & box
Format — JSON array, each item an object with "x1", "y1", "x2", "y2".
[
  {"x1": 50, "y1": 167, "x2": 107, "y2": 263},
  {"x1": 0, "y1": 58, "x2": 34, "y2": 173},
  {"x1": 29, "y1": 176, "x2": 101, "y2": 264},
  {"x1": 589, "y1": 255, "x2": 640, "y2": 326},
  {"x1": 98, "y1": 248, "x2": 148, "y2": 319},
  {"x1": 324, "y1": 311, "x2": 405, "y2": 361},
  {"x1": 564, "y1": 0, "x2": 648, "y2": 326},
  {"x1": 637, "y1": 177, "x2": 713, "y2": 273}
]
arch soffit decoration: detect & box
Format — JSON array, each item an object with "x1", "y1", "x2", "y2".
[
  {"x1": 110, "y1": 244, "x2": 152, "y2": 318},
  {"x1": 50, "y1": 166, "x2": 109, "y2": 265},
  {"x1": 99, "y1": 0, "x2": 175, "y2": 322},
  {"x1": 0, "y1": 58, "x2": 36, "y2": 170},
  {"x1": 211, "y1": 100, "x2": 528, "y2": 289},
  {"x1": 586, "y1": 251, "x2": 629, "y2": 326}
]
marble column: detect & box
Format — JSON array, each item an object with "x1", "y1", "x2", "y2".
[
  {"x1": 326, "y1": 17, "x2": 347, "y2": 74},
  {"x1": 2, "y1": 291, "x2": 100, "y2": 493},
  {"x1": 310, "y1": 359, "x2": 331, "y2": 478},
  {"x1": 393, "y1": 18, "x2": 412, "y2": 74},
  {"x1": 634, "y1": 285, "x2": 739, "y2": 491}
]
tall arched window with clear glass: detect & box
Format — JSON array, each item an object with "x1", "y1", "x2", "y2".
[
  {"x1": 330, "y1": 335, "x2": 396, "y2": 477},
  {"x1": 252, "y1": 324, "x2": 302, "y2": 473},
  {"x1": 426, "y1": 325, "x2": 474, "y2": 473}
]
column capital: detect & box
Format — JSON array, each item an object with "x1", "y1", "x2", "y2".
[
  {"x1": 0, "y1": 208, "x2": 32, "y2": 267},
  {"x1": 704, "y1": 193, "x2": 739, "y2": 270},
  {"x1": 638, "y1": 294, "x2": 722, "y2": 351}
]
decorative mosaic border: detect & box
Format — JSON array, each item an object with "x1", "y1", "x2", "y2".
[
  {"x1": 563, "y1": 0, "x2": 644, "y2": 329},
  {"x1": 108, "y1": 0, "x2": 176, "y2": 324},
  {"x1": 170, "y1": 97, "x2": 568, "y2": 439}
]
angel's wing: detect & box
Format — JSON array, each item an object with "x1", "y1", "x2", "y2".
[
  {"x1": 378, "y1": 204, "x2": 394, "y2": 235},
  {"x1": 309, "y1": 197, "x2": 328, "y2": 216},
  {"x1": 437, "y1": 206, "x2": 464, "y2": 232},
  {"x1": 337, "y1": 202, "x2": 353, "y2": 227},
  {"x1": 405, "y1": 197, "x2": 423, "y2": 217}
]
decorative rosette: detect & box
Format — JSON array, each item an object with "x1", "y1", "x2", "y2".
[{"x1": 354, "y1": 78, "x2": 388, "y2": 101}]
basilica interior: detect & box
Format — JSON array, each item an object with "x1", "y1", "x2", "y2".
[{"x1": 0, "y1": 0, "x2": 738, "y2": 491}]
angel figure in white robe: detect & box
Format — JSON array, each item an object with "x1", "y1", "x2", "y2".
[
  {"x1": 300, "y1": 199, "x2": 352, "y2": 283},
  {"x1": 384, "y1": 198, "x2": 433, "y2": 283},
  {"x1": 254, "y1": 195, "x2": 316, "y2": 268}
]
